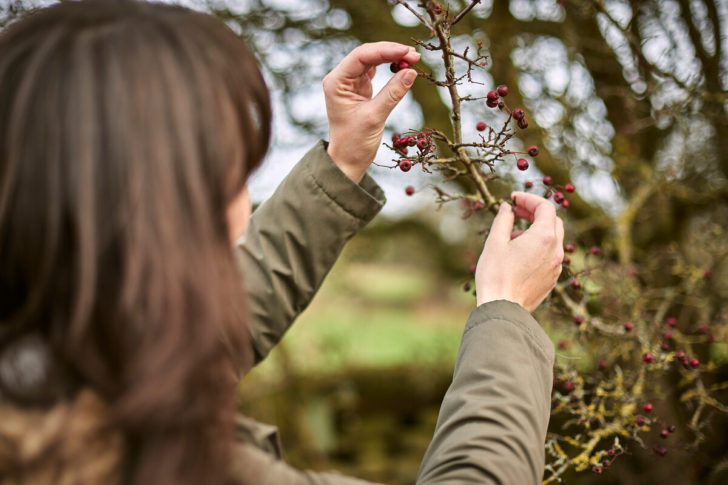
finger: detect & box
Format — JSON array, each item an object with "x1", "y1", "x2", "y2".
[
  {"x1": 367, "y1": 66, "x2": 376, "y2": 79},
  {"x1": 510, "y1": 229, "x2": 525, "y2": 240},
  {"x1": 511, "y1": 191, "x2": 556, "y2": 230},
  {"x1": 484, "y1": 202, "x2": 515, "y2": 248},
  {"x1": 333, "y1": 42, "x2": 420, "y2": 79},
  {"x1": 555, "y1": 216, "x2": 564, "y2": 246},
  {"x1": 371, "y1": 68, "x2": 417, "y2": 118}
]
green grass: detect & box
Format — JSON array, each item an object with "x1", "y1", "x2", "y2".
[{"x1": 245, "y1": 259, "x2": 473, "y2": 381}]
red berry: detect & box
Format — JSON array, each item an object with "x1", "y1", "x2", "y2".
[
  {"x1": 664, "y1": 331, "x2": 673, "y2": 340},
  {"x1": 432, "y1": 3, "x2": 442, "y2": 15},
  {"x1": 390, "y1": 62, "x2": 399, "y2": 73},
  {"x1": 562, "y1": 381, "x2": 574, "y2": 393},
  {"x1": 607, "y1": 449, "x2": 616, "y2": 457},
  {"x1": 392, "y1": 133, "x2": 401, "y2": 142},
  {"x1": 486, "y1": 98, "x2": 498, "y2": 108},
  {"x1": 528, "y1": 145, "x2": 539, "y2": 156},
  {"x1": 668, "y1": 424, "x2": 676, "y2": 432},
  {"x1": 399, "y1": 159, "x2": 412, "y2": 172},
  {"x1": 397, "y1": 146, "x2": 408, "y2": 156},
  {"x1": 470, "y1": 264, "x2": 477, "y2": 274},
  {"x1": 553, "y1": 191, "x2": 565, "y2": 204},
  {"x1": 636, "y1": 416, "x2": 646, "y2": 426},
  {"x1": 697, "y1": 324, "x2": 708, "y2": 334},
  {"x1": 418, "y1": 131, "x2": 427, "y2": 138},
  {"x1": 525, "y1": 181, "x2": 534, "y2": 189},
  {"x1": 624, "y1": 322, "x2": 634, "y2": 332},
  {"x1": 661, "y1": 342, "x2": 670, "y2": 351},
  {"x1": 570, "y1": 278, "x2": 581, "y2": 290},
  {"x1": 675, "y1": 350, "x2": 687, "y2": 362},
  {"x1": 590, "y1": 246, "x2": 602, "y2": 256},
  {"x1": 517, "y1": 158, "x2": 529, "y2": 171},
  {"x1": 561, "y1": 199, "x2": 570, "y2": 208},
  {"x1": 517, "y1": 118, "x2": 529, "y2": 129},
  {"x1": 463, "y1": 281, "x2": 471, "y2": 292},
  {"x1": 598, "y1": 360, "x2": 607, "y2": 370},
  {"x1": 703, "y1": 269, "x2": 713, "y2": 280},
  {"x1": 398, "y1": 60, "x2": 410, "y2": 71},
  {"x1": 666, "y1": 317, "x2": 677, "y2": 327},
  {"x1": 643, "y1": 402, "x2": 653, "y2": 412},
  {"x1": 406, "y1": 136, "x2": 417, "y2": 147},
  {"x1": 563, "y1": 243, "x2": 576, "y2": 253},
  {"x1": 487, "y1": 89, "x2": 498, "y2": 100},
  {"x1": 512, "y1": 108, "x2": 525, "y2": 120},
  {"x1": 543, "y1": 175, "x2": 553, "y2": 186},
  {"x1": 557, "y1": 339, "x2": 569, "y2": 350},
  {"x1": 476, "y1": 121, "x2": 487, "y2": 131},
  {"x1": 564, "y1": 183, "x2": 575, "y2": 193},
  {"x1": 642, "y1": 352, "x2": 653, "y2": 363},
  {"x1": 654, "y1": 446, "x2": 667, "y2": 457},
  {"x1": 660, "y1": 429, "x2": 669, "y2": 439},
  {"x1": 497, "y1": 84, "x2": 509, "y2": 97},
  {"x1": 472, "y1": 201, "x2": 484, "y2": 210},
  {"x1": 690, "y1": 358, "x2": 700, "y2": 368},
  {"x1": 574, "y1": 315, "x2": 584, "y2": 325},
  {"x1": 417, "y1": 139, "x2": 429, "y2": 150},
  {"x1": 592, "y1": 465, "x2": 603, "y2": 475},
  {"x1": 405, "y1": 185, "x2": 415, "y2": 196}
]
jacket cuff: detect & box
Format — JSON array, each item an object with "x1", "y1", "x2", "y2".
[
  {"x1": 301, "y1": 140, "x2": 386, "y2": 222},
  {"x1": 464, "y1": 300, "x2": 555, "y2": 365}
]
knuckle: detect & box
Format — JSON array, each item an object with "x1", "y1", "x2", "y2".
[
  {"x1": 540, "y1": 231, "x2": 556, "y2": 246},
  {"x1": 387, "y1": 87, "x2": 403, "y2": 105},
  {"x1": 553, "y1": 252, "x2": 564, "y2": 268}
]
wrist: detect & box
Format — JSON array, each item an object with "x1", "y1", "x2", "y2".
[
  {"x1": 476, "y1": 288, "x2": 518, "y2": 307},
  {"x1": 327, "y1": 140, "x2": 367, "y2": 183}
]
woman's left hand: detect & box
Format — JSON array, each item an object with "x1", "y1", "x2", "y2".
[{"x1": 323, "y1": 42, "x2": 420, "y2": 183}]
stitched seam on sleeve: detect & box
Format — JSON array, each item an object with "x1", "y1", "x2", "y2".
[
  {"x1": 304, "y1": 161, "x2": 376, "y2": 222},
  {"x1": 463, "y1": 315, "x2": 552, "y2": 363}
]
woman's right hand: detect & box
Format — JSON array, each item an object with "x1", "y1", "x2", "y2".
[{"x1": 475, "y1": 192, "x2": 565, "y2": 313}]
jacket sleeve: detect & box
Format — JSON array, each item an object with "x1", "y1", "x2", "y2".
[
  {"x1": 416, "y1": 300, "x2": 555, "y2": 485},
  {"x1": 228, "y1": 300, "x2": 554, "y2": 485},
  {"x1": 235, "y1": 140, "x2": 385, "y2": 370}
]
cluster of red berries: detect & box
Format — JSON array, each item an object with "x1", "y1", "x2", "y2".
[
  {"x1": 674, "y1": 350, "x2": 700, "y2": 369},
  {"x1": 390, "y1": 60, "x2": 411, "y2": 73},
  {"x1": 592, "y1": 446, "x2": 624, "y2": 474},
  {"x1": 391, "y1": 131, "x2": 431, "y2": 158},
  {"x1": 484, "y1": 85, "x2": 529, "y2": 130},
  {"x1": 525, "y1": 175, "x2": 574, "y2": 208}
]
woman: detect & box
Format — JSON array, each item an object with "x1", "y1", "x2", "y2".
[{"x1": 0, "y1": 1, "x2": 563, "y2": 484}]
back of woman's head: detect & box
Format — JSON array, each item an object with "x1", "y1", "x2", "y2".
[{"x1": 0, "y1": 1, "x2": 271, "y2": 483}]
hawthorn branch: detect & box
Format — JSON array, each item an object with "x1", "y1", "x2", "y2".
[
  {"x1": 451, "y1": 0, "x2": 481, "y2": 26},
  {"x1": 392, "y1": 0, "x2": 435, "y2": 36}
]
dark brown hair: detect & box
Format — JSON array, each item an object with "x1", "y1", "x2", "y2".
[{"x1": 0, "y1": 1, "x2": 271, "y2": 483}]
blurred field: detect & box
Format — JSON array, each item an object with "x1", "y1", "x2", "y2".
[{"x1": 238, "y1": 217, "x2": 480, "y2": 483}]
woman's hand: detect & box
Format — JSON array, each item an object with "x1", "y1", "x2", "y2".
[
  {"x1": 323, "y1": 42, "x2": 420, "y2": 183},
  {"x1": 476, "y1": 192, "x2": 565, "y2": 313}
]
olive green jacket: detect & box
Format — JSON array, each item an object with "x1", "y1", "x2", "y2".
[{"x1": 233, "y1": 141, "x2": 556, "y2": 485}]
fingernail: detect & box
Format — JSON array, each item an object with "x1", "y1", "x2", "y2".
[{"x1": 402, "y1": 70, "x2": 417, "y2": 87}]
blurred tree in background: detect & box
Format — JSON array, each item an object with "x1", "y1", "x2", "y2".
[{"x1": 2, "y1": 0, "x2": 727, "y2": 484}]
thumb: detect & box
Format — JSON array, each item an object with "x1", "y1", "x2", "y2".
[
  {"x1": 372, "y1": 68, "x2": 417, "y2": 118},
  {"x1": 485, "y1": 203, "x2": 515, "y2": 248}
]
